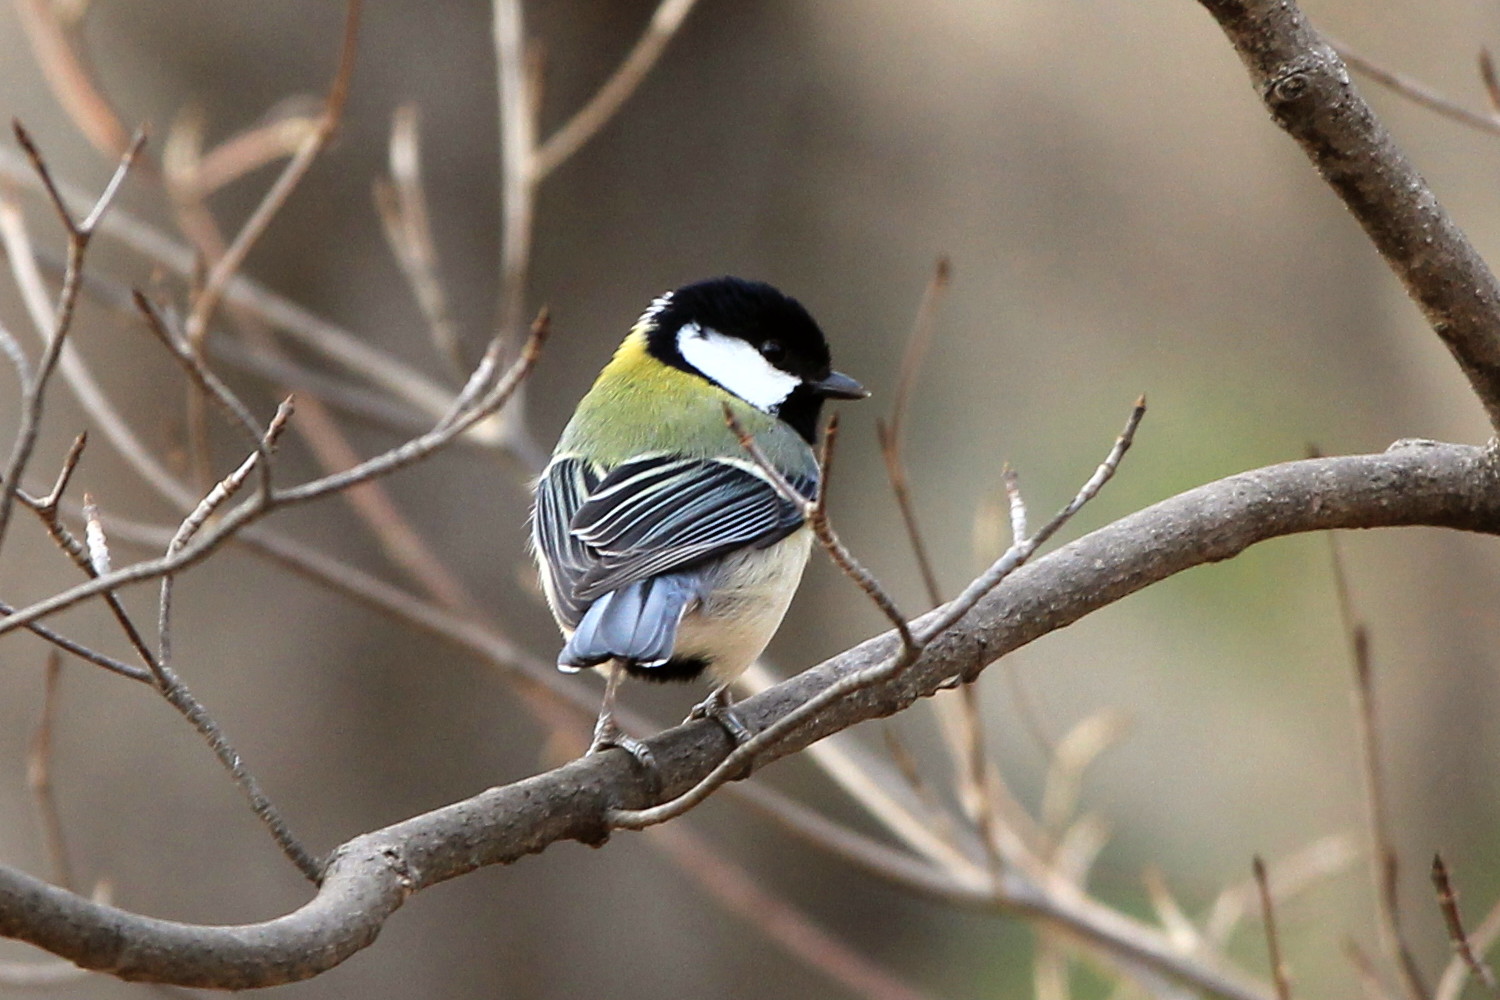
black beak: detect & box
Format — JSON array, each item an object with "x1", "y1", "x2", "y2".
[{"x1": 812, "y1": 370, "x2": 869, "y2": 400}]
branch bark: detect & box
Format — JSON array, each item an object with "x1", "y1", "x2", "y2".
[
  {"x1": 3, "y1": 442, "x2": 1497, "y2": 989},
  {"x1": 1198, "y1": 0, "x2": 1500, "y2": 432}
]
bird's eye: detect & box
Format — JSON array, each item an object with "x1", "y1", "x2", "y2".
[{"x1": 759, "y1": 339, "x2": 785, "y2": 362}]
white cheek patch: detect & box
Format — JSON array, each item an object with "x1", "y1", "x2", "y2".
[{"x1": 676, "y1": 322, "x2": 800, "y2": 412}]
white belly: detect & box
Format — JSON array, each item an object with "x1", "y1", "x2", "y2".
[{"x1": 673, "y1": 527, "x2": 813, "y2": 684}]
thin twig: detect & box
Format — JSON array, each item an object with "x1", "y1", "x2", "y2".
[
  {"x1": 58, "y1": 488, "x2": 323, "y2": 880},
  {"x1": 724, "y1": 406, "x2": 917, "y2": 652},
  {"x1": 28, "y1": 651, "x2": 75, "y2": 892},
  {"x1": 37, "y1": 430, "x2": 86, "y2": 507},
  {"x1": 275, "y1": 313, "x2": 546, "y2": 505},
  {"x1": 609, "y1": 400, "x2": 1144, "y2": 831},
  {"x1": 532, "y1": 0, "x2": 702, "y2": 179},
  {"x1": 1480, "y1": 50, "x2": 1500, "y2": 115},
  {"x1": 1003, "y1": 465, "x2": 1027, "y2": 545},
  {"x1": 1431, "y1": 854, "x2": 1499, "y2": 996},
  {"x1": 1253, "y1": 857, "x2": 1293, "y2": 1000},
  {"x1": 375, "y1": 103, "x2": 464, "y2": 379},
  {"x1": 163, "y1": 119, "x2": 484, "y2": 618},
  {"x1": 166, "y1": 105, "x2": 319, "y2": 201},
  {"x1": 0, "y1": 185, "x2": 196, "y2": 508},
  {"x1": 491, "y1": 0, "x2": 536, "y2": 452},
  {"x1": 879, "y1": 723, "x2": 965, "y2": 851},
  {"x1": 0, "y1": 142, "x2": 509, "y2": 450},
  {"x1": 1328, "y1": 531, "x2": 1429, "y2": 1000},
  {"x1": 0, "y1": 316, "x2": 29, "y2": 385},
  {"x1": 1205, "y1": 834, "x2": 1359, "y2": 945},
  {"x1": 182, "y1": 0, "x2": 361, "y2": 348},
  {"x1": 913, "y1": 397, "x2": 1145, "y2": 648},
  {"x1": 1329, "y1": 38, "x2": 1500, "y2": 138},
  {"x1": 158, "y1": 399, "x2": 294, "y2": 668},
  {"x1": 0, "y1": 123, "x2": 143, "y2": 560},
  {"x1": 0, "y1": 598, "x2": 151, "y2": 681},
  {"x1": 1437, "y1": 895, "x2": 1500, "y2": 1000},
  {"x1": 951, "y1": 684, "x2": 1004, "y2": 871},
  {"x1": 0, "y1": 315, "x2": 546, "y2": 635},
  {"x1": 1039, "y1": 709, "x2": 1129, "y2": 844},
  {"x1": 876, "y1": 257, "x2": 951, "y2": 608},
  {"x1": 135, "y1": 291, "x2": 279, "y2": 500},
  {"x1": 12, "y1": 0, "x2": 134, "y2": 160}
]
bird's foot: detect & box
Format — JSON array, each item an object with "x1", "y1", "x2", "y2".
[
  {"x1": 588, "y1": 717, "x2": 661, "y2": 796},
  {"x1": 687, "y1": 686, "x2": 755, "y2": 750}
]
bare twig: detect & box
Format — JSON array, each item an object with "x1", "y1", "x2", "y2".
[
  {"x1": 0, "y1": 123, "x2": 142, "y2": 559},
  {"x1": 28, "y1": 651, "x2": 75, "y2": 892},
  {"x1": 913, "y1": 397, "x2": 1144, "y2": 648},
  {"x1": 491, "y1": 0, "x2": 536, "y2": 454},
  {"x1": 1205, "y1": 834, "x2": 1359, "y2": 945},
  {"x1": 532, "y1": 0, "x2": 702, "y2": 178},
  {"x1": 134, "y1": 291, "x2": 280, "y2": 500},
  {"x1": 375, "y1": 103, "x2": 464, "y2": 378},
  {"x1": 875, "y1": 256, "x2": 951, "y2": 608},
  {"x1": 1437, "y1": 894, "x2": 1500, "y2": 1000},
  {"x1": 0, "y1": 316, "x2": 28, "y2": 385},
  {"x1": 0, "y1": 597, "x2": 150, "y2": 682},
  {"x1": 1328, "y1": 531, "x2": 1428, "y2": 1000},
  {"x1": 609, "y1": 400, "x2": 1143, "y2": 831},
  {"x1": 12, "y1": 0, "x2": 134, "y2": 159},
  {"x1": 1253, "y1": 857, "x2": 1293, "y2": 1000},
  {"x1": 182, "y1": 0, "x2": 361, "y2": 348},
  {"x1": 1200, "y1": 0, "x2": 1500, "y2": 430},
  {"x1": 0, "y1": 143, "x2": 508, "y2": 450},
  {"x1": 724, "y1": 407, "x2": 917, "y2": 652},
  {"x1": 158, "y1": 399, "x2": 294, "y2": 668},
  {"x1": 165, "y1": 105, "x2": 319, "y2": 201},
  {"x1": 878, "y1": 723, "x2": 966, "y2": 853},
  {"x1": 1430, "y1": 854, "x2": 1499, "y2": 996},
  {"x1": 1003, "y1": 466, "x2": 1027, "y2": 546},
  {"x1": 1480, "y1": 50, "x2": 1500, "y2": 115},
  {"x1": 1144, "y1": 866, "x2": 1204, "y2": 953},
  {"x1": 1039, "y1": 710, "x2": 1129, "y2": 843},
  {"x1": 0, "y1": 315, "x2": 546, "y2": 636},
  {"x1": 1328, "y1": 38, "x2": 1500, "y2": 138},
  {"x1": 46, "y1": 483, "x2": 323, "y2": 880},
  {"x1": 80, "y1": 492, "x2": 109, "y2": 574},
  {"x1": 36, "y1": 429, "x2": 86, "y2": 508}
]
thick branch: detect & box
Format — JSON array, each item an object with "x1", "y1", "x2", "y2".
[
  {"x1": 1199, "y1": 0, "x2": 1500, "y2": 431},
  {"x1": 1, "y1": 443, "x2": 1497, "y2": 989}
]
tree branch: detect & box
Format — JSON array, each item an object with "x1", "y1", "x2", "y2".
[
  {"x1": 1198, "y1": 0, "x2": 1500, "y2": 431},
  {"x1": 3, "y1": 442, "x2": 1496, "y2": 989}
]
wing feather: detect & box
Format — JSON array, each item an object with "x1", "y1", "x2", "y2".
[
  {"x1": 531, "y1": 456, "x2": 600, "y2": 627},
  {"x1": 540, "y1": 454, "x2": 814, "y2": 609}
]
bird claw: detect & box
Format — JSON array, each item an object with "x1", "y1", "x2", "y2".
[
  {"x1": 588, "y1": 719, "x2": 662, "y2": 797},
  {"x1": 687, "y1": 687, "x2": 755, "y2": 747}
]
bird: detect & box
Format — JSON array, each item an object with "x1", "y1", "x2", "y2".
[{"x1": 531, "y1": 276, "x2": 867, "y2": 768}]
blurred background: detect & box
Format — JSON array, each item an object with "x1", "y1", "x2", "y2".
[{"x1": 1, "y1": 1, "x2": 1499, "y2": 997}]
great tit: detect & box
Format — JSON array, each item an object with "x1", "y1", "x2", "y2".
[{"x1": 532, "y1": 276, "x2": 867, "y2": 765}]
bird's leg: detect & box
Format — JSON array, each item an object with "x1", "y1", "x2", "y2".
[
  {"x1": 589, "y1": 661, "x2": 659, "y2": 777},
  {"x1": 687, "y1": 683, "x2": 754, "y2": 747}
]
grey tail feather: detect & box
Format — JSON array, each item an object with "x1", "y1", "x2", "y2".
[{"x1": 560, "y1": 570, "x2": 704, "y2": 670}]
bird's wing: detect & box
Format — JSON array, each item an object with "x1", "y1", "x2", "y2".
[
  {"x1": 538, "y1": 453, "x2": 814, "y2": 614},
  {"x1": 532, "y1": 455, "x2": 602, "y2": 628}
]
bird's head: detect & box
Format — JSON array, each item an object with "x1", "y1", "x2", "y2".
[{"x1": 639, "y1": 276, "x2": 867, "y2": 443}]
